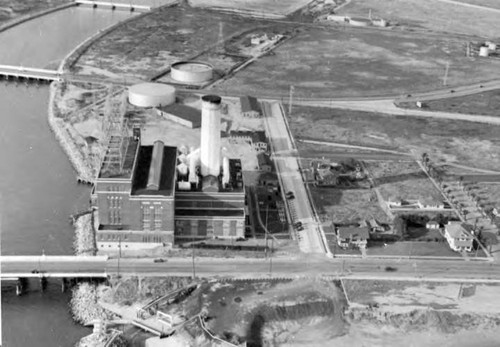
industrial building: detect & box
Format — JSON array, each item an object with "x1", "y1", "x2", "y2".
[
  {"x1": 93, "y1": 94, "x2": 246, "y2": 250},
  {"x1": 156, "y1": 104, "x2": 201, "y2": 128},
  {"x1": 229, "y1": 130, "x2": 268, "y2": 152},
  {"x1": 240, "y1": 95, "x2": 262, "y2": 118}
]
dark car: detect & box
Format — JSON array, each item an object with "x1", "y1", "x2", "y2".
[
  {"x1": 294, "y1": 221, "x2": 303, "y2": 229},
  {"x1": 285, "y1": 191, "x2": 295, "y2": 199},
  {"x1": 153, "y1": 258, "x2": 166, "y2": 263},
  {"x1": 297, "y1": 226, "x2": 304, "y2": 231},
  {"x1": 385, "y1": 266, "x2": 398, "y2": 272}
]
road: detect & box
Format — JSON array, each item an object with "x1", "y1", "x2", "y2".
[
  {"x1": 261, "y1": 101, "x2": 327, "y2": 254},
  {"x1": 3, "y1": 256, "x2": 500, "y2": 282}
]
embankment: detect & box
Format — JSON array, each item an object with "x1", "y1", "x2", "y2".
[{"x1": 47, "y1": 81, "x2": 95, "y2": 182}]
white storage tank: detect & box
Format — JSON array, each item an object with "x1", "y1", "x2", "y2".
[
  {"x1": 479, "y1": 46, "x2": 489, "y2": 57},
  {"x1": 128, "y1": 83, "x2": 175, "y2": 108},
  {"x1": 171, "y1": 61, "x2": 214, "y2": 84}
]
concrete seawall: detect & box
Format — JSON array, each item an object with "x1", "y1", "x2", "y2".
[
  {"x1": 0, "y1": 3, "x2": 76, "y2": 33},
  {"x1": 47, "y1": 82, "x2": 95, "y2": 182}
]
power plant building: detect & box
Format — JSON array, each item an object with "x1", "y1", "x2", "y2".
[{"x1": 93, "y1": 94, "x2": 246, "y2": 251}]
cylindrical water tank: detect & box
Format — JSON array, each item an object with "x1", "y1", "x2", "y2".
[
  {"x1": 128, "y1": 83, "x2": 176, "y2": 108},
  {"x1": 479, "y1": 46, "x2": 489, "y2": 57},
  {"x1": 171, "y1": 61, "x2": 214, "y2": 84},
  {"x1": 200, "y1": 95, "x2": 222, "y2": 177}
]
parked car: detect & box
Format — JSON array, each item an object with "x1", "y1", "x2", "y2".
[
  {"x1": 153, "y1": 258, "x2": 166, "y2": 263},
  {"x1": 285, "y1": 191, "x2": 295, "y2": 199},
  {"x1": 294, "y1": 221, "x2": 303, "y2": 229}
]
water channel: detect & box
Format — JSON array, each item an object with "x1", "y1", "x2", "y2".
[{"x1": 1, "y1": 6, "x2": 135, "y2": 346}]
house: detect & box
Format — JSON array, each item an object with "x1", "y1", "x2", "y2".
[
  {"x1": 240, "y1": 96, "x2": 262, "y2": 118},
  {"x1": 443, "y1": 222, "x2": 474, "y2": 252},
  {"x1": 251, "y1": 131, "x2": 268, "y2": 152},
  {"x1": 250, "y1": 33, "x2": 268, "y2": 45},
  {"x1": 257, "y1": 153, "x2": 272, "y2": 172},
  {"x1": 258, "y1": 171, "x2": 279, "y2": 188},
  {"x1": 426, "y1": 221, "x2": 440, "y2": 230},
  {"x1": 367, "y1": 218, "x2": 384, "y2": 232},
  {"x1": 336, "y1": 227, "x2": 369, "y2": 249}
]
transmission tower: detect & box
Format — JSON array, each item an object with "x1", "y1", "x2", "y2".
[{"x1": 101, "y1": 86, "x2": 130, "y2": 174}]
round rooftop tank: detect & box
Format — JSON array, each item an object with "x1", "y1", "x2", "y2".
[{"x1": 171, "y1": 61, "x2": 214, "y2": 84}]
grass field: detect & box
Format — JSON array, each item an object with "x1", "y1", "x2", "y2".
[
  {"x1": 189, "y1": 0, "x2": 310, "y2": 16},
  {"x1": 366, "y1": 161, "x2": 444, "y2": 206},
  {"x1": 213, "y1": 27, "x2": 500, "y2": 98},
  {"x1": 449, "y1": 0, "x2": 500, "y2": 10},
  {"x1": 337, "y1": 0, "x2": 500, "y2": 36},
  {"x1": 73, "y1": 5, "x2": 278, "y2": 79},
  {"x1": 366, "y1": 240, "x2": 462, "y2": 257},
  {"x1": 398, "y1": 90, "x2": 500, "y2": 117},
  {"x1": 289, "y1": 106, "x2": 500, "y2": 171},
  {"x1": 310, "y1": 185, "x2": 391, "y2": 224},
  {"x1": 0, "y1": 0, "x2": 66, "y2": 25}
]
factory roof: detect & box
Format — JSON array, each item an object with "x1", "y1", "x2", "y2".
[
  {"x1": 175, "y1": 209, "x2": 245, "y2": 217},
  {"x1": 240, "y1": 96, "x2": 262, "y2": 114},
  {"x1": 131, "y1": 145, "x2": 177, "y2": 196},
  {"x1": 229, "y1": 130, "x2": 267, "y2": 143},
  {"x1": 98, "y1": 137, "x2": 139, "y2": 179},
  {"x1": 157, "y1": 104, "x2": 201, "y2": 125}
]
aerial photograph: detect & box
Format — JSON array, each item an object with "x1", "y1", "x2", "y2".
[{"x1": 1, "y1": 0, "x2": 500, "y2": 346}]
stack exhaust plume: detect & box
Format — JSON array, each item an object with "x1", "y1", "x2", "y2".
[{"x1": 200, "y1": 95, "x2": 222, "y2": 177}]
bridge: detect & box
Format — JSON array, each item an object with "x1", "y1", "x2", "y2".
[
  {"x1": 1, "y1": 255, "x2": 108, "y2": 279},
  {"x1": 75, "y1": 0, "x2": 152, "y2": 11},
  {"x1": 0, "y1": 64, "x2": 62, "y2": 82}
]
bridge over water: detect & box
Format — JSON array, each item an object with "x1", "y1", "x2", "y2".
[
  {"x1": 0, "y1": 64, "x2": 62, "y2": 82},
  {"x1": 1, "y1": 255, "x2": 109, "y2": 279}
]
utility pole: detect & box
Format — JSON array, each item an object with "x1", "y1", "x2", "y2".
[
  {"x1": 288, "y1": 85, "x2": 294, "y2": 117},
  {"x1": 443, "y1": 61, "x2": 450, "y2": 86},
  {"x1": 269, "y1": 237, "x2": 274, "y2": 275},
  {"x1": 117, "y1": 236, "x2": 121, "y2": 278}
]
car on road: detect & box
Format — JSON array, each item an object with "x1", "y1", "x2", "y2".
[
  {"x1": 385, "y1": 266, "x2": 397, "y2": 272},
  {"x1": 450, "y1": 89, "x2": 455, "y2": 93},
  {"x1": 294, "y1": 221, "x2": 303, "y2": 229},
  {"x1": 297, "y1": 226, "x2": 304, "y2": 231},
  {"x1": 153, "y1": 258, "x2": 166, "y2": 263},
  {"x1": 285, "y1": 191, "x2": 295, "y2": 199}
]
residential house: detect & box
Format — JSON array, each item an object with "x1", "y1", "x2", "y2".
[
  {"x1": 426, "y1": 221, "x2": 440, "y2": 230},
  {"x1": 367, "y1": 218, "x2": 384, "y2": 232},
  {"x1": 240, "y1": 96, "x2": 262, "y2": 118},
  {"x1": 444, "y1": 222, "x2": 474, "y2": 252},
  {"x1": 336, "y1": 227, "x2": 369, "y2": 249},
  {"x1": 257, "y1": 153, "x2": 272, "y2": 172}
]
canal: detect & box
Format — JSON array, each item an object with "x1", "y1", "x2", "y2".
[{"x1": 0, "y1": 6, "x2": 135, "y2": 347}]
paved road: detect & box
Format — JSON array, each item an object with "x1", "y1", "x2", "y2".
[
  {"x1": 262, "y1": 101, "x2": 327, "y2": 254},
  {"x1": 3, "y1": 256, "x2": 500, "y2": 282}
]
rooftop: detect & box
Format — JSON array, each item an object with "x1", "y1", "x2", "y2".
[
  {"x1": 337, "y1": 227, "x2": 369, "y2": 240},
  {"x1": 445, "y1": 222, "x2": 473, "y2": 240},
  {"x1": 175, "y1": 208, "x2": 245, "y2": 217},
  {"x1": 240, "y1": 96, "x2": 262, "y2": 113},
  {"x1": 131, "y1": 145, "x2": 177, "y2": 196},
  {"x1": 157, "y1": 103, "x2": 201, "y2": 125},
  {"x1": 98, "y1": 137, "x2": 139, "y2": 179}
]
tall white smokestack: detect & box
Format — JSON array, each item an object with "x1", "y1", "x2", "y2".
[{"x1": 200, "y1": 95, "x2": 222, "y2": 177}]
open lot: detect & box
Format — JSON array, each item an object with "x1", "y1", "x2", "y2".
[
  {"x1": 399, "y1": 89, "x2": 500, "y2": 117},
  {"x1": 0, "y1": 0, "x2": 66, "y2": 25},
  {"x1": 188, "y1": 0, "x2": 310, "y2": 16},
  {"x1": 366, "y1": 240, "x2": 462, "y2": 257},
  {"x1": 310, "y1": 185, "x2": 391, "y2": 224},
  {"x1": 366, "y1": 161, "x2": 444, "y2": 206},
  {"x1": 454, "y1": 0, "x2": 500, "y2": 9},
  {"x1": 73, "y1": 5, "x2": 279, "y2": 79},
  {"x1": 214, "y1": 27, "x2": 500, "y2": 98},
  {"x1": 289, "y1": 106, "x2": 500, "y2": 171},
  {"x1": 337, "y1": 0, "x2": 500, "y2": 36}
]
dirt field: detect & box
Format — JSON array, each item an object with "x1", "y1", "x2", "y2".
[
  {"x1": 289, "y1": 106, "x2": 500, "y2": 171},
  {"x1": 399, "y1": 90, "x2": 500, "y2": 117},
  {"x1": 366, "y1": 161, "x2": 444, "y2": 206},
  {"x1": 337, "y1": 0, "x2": 500, "y2": 36},
  {"x1": 366, "y1": 240, "x2": 461, "y2": 257},
  {"x1": 310, "y1": 185, "x2": 391, "y2": 224},
  {"x1": 73, "y1": 5, "x2": 278, "y2": 79},
  {"x1": 188, "y1": 0, "x2": 310, "y2": 16},
  {"x1": 213, "y1": 27, "x2": 500, "y2": 98}
]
